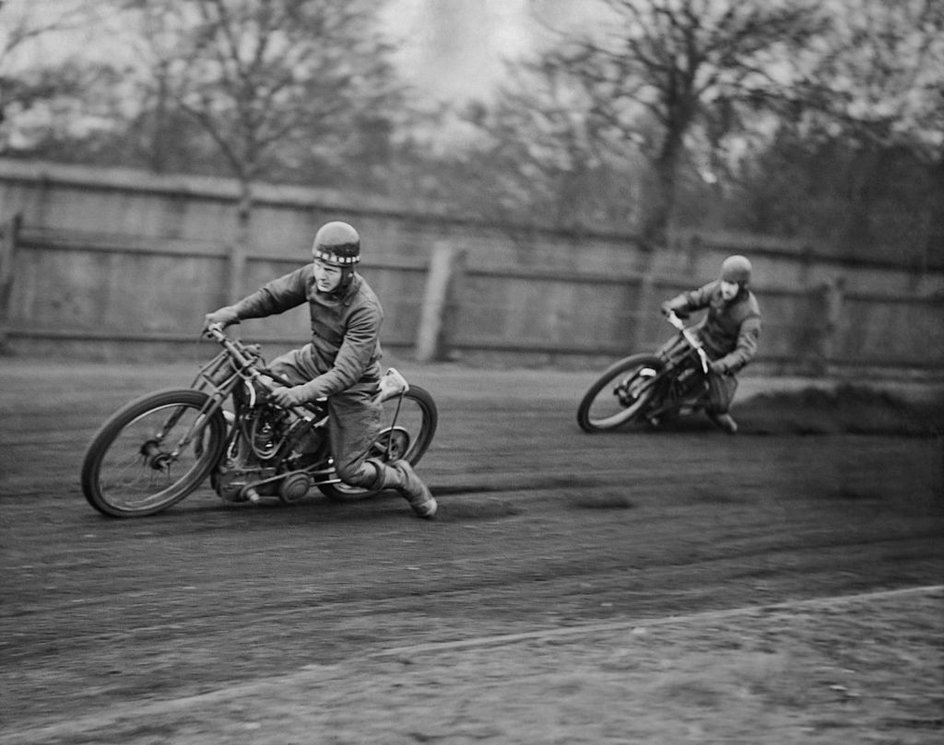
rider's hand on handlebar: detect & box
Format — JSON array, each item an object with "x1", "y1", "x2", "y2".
[
  {"x1": 661, "y1": 302, "x2": 688, "y2": 320},
  {"x1": 709, "y1": 359, "x2": 727, "y2": 375},
  {"x1": 269, "y1": 385, "x2": 306, "y2": 408},
  {"x1": 203, "y1": 306, "x2": 240, "y2": 332}
]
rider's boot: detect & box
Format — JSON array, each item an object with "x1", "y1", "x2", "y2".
[
  {"x1": 708, "y1": 411, "x2": 738, "y2": 434},
  {"x1": 374, "y1": 459, "x2": 438, "y2": 519}
]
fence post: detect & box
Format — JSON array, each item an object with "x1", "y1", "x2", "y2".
[
  {"x1": 801, "y1": 276, "x2": 845, "y2": 375},
  {"x1": 631, "y1": 269, "x2": 657, "y2": 351},
  {"x1": 822, "y1": 276, "x2": 845, "y2": 374},
  {"x1": 0, "y1": 213, "x2": 22, "y2": 351},
  {"x1": 415, "y1": 242, "x2": 464, "y2": 362}
]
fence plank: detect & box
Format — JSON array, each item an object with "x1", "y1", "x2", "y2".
[{"x1": 0, "y1": 214, "x2": 21, "y2": 348}]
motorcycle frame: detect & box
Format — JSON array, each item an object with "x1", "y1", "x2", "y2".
[
  {"x1": 641, "y1": 312, "x2": 713, "y2": 421},
  {"x1": 165, "y1": 326, "x2": 406, "y2": 496}
]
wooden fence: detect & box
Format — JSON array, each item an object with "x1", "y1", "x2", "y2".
[
  {"x1": 2, "y1": 219, "x2": 942, "y2": 376},
  {"x1": 1, "y1": 159, "x2": 942, "y2": 375}
]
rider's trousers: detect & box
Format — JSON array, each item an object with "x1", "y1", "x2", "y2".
[
  {"x1": 707, "y1": 370, "x2": 738, "y2": 414},
  {"x1": 268, "y1": 347, "x2": 384, "y2": 489}
]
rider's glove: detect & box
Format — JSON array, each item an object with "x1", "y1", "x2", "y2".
[
  {"x1": 270, "y1": 385, "x2": 307, "y2": 408},
  {"x1": 661, "y1": 302, "x2": 688, "y2": 319},
  {"x1": 709, "y1": 359, "x2": 728, "y2": 376},
  {"x1": 204, "y1": 306, "x2": 240, "y2": 331}
]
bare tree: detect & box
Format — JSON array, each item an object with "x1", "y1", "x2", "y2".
[
  {"x1": 448, "y1": 0, "x2": 826, "y2": 248},
  {"x1": 798, "y1": 0, "x2": 944, "y2": 264},
  {"x1": 0, "y1": 0, "x2": 107, "y2": 152},
  {"x1": 803, "y1": 0, "x2": 943, "y2": 159},
  {"x1": 531, "y1": 0, "x2": 831, "y2": 249},
  {"x1": 119, "y1": 0, "x2": 404, "y2": 298},
  {"x1": 442, "y1": 64, "x2": 645, "y2": 238}
]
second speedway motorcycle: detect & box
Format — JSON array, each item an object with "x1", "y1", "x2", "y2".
[
  {"x1": 81, "y1": 325, "x2": 438, "y2": 517},
  {"x1": 576, "y1": 311, "x2": 712, "y2": 432}
]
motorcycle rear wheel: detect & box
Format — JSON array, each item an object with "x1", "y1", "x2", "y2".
[
  {"x1": 81, "y1": 389, "x2": 227, "y2": 517},
  {"x1": 319, "y1": 385, "x2": 438, "y2": 502},
  {"x1": 577, "y1": 354, "x2": 664, "y2": 432}
]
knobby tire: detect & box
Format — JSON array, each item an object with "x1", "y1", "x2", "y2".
[
  {"x1": 81, "y1": 388, "x2": 227, "y2": 517},
  {"x1": 576, "y1": 354, "x2": 664, "y2": 432}
]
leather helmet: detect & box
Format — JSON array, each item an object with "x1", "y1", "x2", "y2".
[
  {"x1": 312, "y1": 221, "x2": 360, "y2": 266},
  {"x1": 720, "y1": 255, "x2": 752, "y2": 285}
]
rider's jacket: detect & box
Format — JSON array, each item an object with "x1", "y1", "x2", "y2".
[
  {"x1": 664, "y1": 281, "x2": 761, "y2": 374},
  {"x1": 232, "y1": 265, "x2": 383, "y2": 397}
]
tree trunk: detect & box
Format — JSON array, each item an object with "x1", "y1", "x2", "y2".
[
  {"x1": 229, "y1": 180, "x2": 253, "y2": 304},
  {"x1": 640, "y1": 133, "x2": 682, "y2": 253}
]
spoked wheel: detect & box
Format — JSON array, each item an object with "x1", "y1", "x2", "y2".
[
  {"x1": 81, "y1": 389, "x2": 227, "y2": 517},
  {"x1": 319, "y1": 385, "x2": 438, "y2": 502},
  {"x1": 576, "y1": 354, "x2": 665, "y2": 432}
]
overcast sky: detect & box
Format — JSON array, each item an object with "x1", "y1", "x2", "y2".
[{"x1": 2, "y1": 0, "x2": 595, "y2": 104}]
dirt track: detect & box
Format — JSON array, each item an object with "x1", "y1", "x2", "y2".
[{"x1": 1, "y1": 360, "x2": 942, "y2": 743}]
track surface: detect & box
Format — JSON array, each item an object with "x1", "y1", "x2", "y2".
[{"x1": 1, "y1": 361, "x2": 942, "y2": 741}]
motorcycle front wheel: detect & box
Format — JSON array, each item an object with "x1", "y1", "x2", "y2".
[
  {"x1": 576, "y1": 354, "x2": 664, "y2": 432},
  {"x1": 81, "y1": 388, "x2": 228, "y2": 517},
  {"x1": 319, "y1": 385, "x2": 438, "y2": 502}
]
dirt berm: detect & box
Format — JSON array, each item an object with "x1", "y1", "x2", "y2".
[{"x1": 719, "y1": 379, "x2": 944, "y2": 436}]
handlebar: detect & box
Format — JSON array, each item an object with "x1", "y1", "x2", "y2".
[
  {"x1": 664, "y1": 310, "x2": 685, "y2": 332},
  {"x1": 204, "y1": 323, "x2": 261, "y2": 366},
  {"x1": 203, "y1": 323, "x2": 229, "y2": 341},
  {"x1": 202, "y1": 323, "x2": 328, "y2": 417},
  {"x1": 663, "y1": 311, "x2": 710, "y2": 374},
  {"x1": 203, "y1": 323, "x2": 273, "y2": 391}
]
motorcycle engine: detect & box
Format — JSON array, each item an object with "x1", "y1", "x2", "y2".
[
  {"x1": 212, "y1": 463, "x2": 276, "y2": 502},
  {"x1": 211, "y1": 405, "x2": 326, "y2": 503},
  {"x1": 675, "y1": 363, "x2": 708, "y2": 401},
  {"x1": 246, "y1": 404, "x2": 289, "y2": 460}
]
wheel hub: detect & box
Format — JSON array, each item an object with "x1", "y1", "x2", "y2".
[{"x1": 372, "y1": 426, "x2": 410, "y2": 461}]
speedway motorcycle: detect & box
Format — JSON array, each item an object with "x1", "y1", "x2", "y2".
[
  {"x1": 576, "y1": 311, "x2": 712, "y2": 432},
  {"x1": 81, "y1": 325, "x2": 438, "y2": 517}
]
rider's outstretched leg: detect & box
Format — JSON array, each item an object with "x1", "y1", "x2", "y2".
[
  {"x1": 706, "y1": 370, "x2": 739, "y2": 434},
  {"x1": 707, "y1": 411, "x2": 738, "y2": 434},
  {"x1": 367, "y1": 459, "x2": 438, "y2": 519},
  {"x1": 324, "y1": 381, "x2": 438, "y2": 518}
]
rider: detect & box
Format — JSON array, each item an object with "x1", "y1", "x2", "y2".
[
  {"x1": 203, "y1": 220, "x2": 437, "y2": 519},
  {"x1": 660, "y1": 255, "x2": 761, "y2": 434}
]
